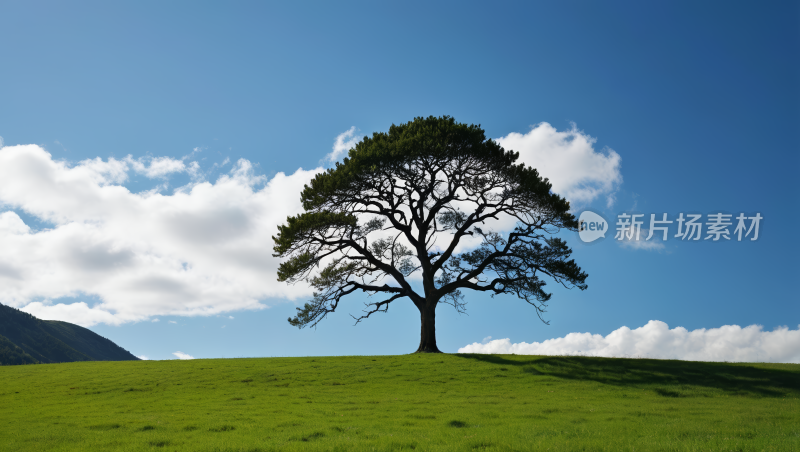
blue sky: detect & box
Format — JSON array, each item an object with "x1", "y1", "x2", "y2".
[{"x1": 0, "y1": 1, "x2": 798, "y2": 361}]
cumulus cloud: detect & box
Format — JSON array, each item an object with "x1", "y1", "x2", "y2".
[
  {"x1": 173, "y1": 351, "x2": 194, "y2": 360},
  {"x1": 137, "y1": 355, "x2": 149, "y2": 360},
  {"x1": 458, "y1": 320, "x2": 800, "y2": 363},
  {"x1": 0, "y1": 123, "x2": 625, "y2": 328},
  {"x1": 0, "y1": 144, "x2": 320, "y2": 326},
  {"x1": 126, "y1": 156, "x2": 187, "y2": 179},
  {"x1": 324, "y1": 127, "x2": 362, "y2": 163},
  {"x1": 495, "y1": 123, "x2": 622, "y2": 207}
]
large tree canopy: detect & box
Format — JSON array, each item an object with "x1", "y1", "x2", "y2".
[{"x1": 273, "y1": 116, "x2": 588, "y2": 353}]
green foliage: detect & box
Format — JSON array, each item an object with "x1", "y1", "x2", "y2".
[
  {"x1": 0, "y1": 334, "x2": 38, "y2": 365},
  {"x1": 286, "y1": 302, "x2": 321, "y2": 328},
  {"x1": 0, "y1": 355, "x2": 797, "y2": 451},
  {"x1": 0, "y1": 303, "x2": 138, "y2": 365},
  {"x1": 273, "y1": 116, "x2": 587, "y2": 334},
  {"x1": 274, "y1": 211, "x2": 358, "y2": 258}
]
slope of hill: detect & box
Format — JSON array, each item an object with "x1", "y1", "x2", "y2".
[
  {"x1": 0, "y1": 303, "x2": 138, "y2": 365},
  {"x1": 0, "y1": 333, "x2": 38, "y2": 365},
  {"x1": 0, "y1": 354, "x2": 797, "y2": 451}
]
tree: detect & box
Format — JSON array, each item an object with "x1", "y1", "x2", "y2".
[{"x1": 273, "y1": 116, "x2": 588, "y2": 353}]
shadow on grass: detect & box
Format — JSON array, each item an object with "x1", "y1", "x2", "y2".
[{"x1": 453, "y1": 354, "x2": 800, "y2": 397}]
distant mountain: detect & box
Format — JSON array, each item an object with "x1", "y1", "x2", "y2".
[{"x1": 0, "y1": 303, "x2": 139, "y2": 365}]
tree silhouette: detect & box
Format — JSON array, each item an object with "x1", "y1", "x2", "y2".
[{"x1": 274, "y1": 116, "x2": 587, "y2": 353}]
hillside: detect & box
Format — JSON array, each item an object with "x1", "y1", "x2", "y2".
[
  {"x1": 0, "y1": 354, "x2": 797, "y2": 451},
  {"x1": 0, "y1": 333, "x2": 37, "y2": 365},
  {"x1": 0, "y1": 303, "x2": 139, "y2": 365}
]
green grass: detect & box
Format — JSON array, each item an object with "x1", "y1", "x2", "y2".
[{"x1": 1, "y1": 354, "x2": 798, "y2": 451}]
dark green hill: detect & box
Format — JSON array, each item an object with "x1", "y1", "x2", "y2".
[
  {"x1": 0, "y1": 303, "x2": 139, "y2": 365},
  {"x1": 0, "y1": 333, "x2": 38, "y2": 365}
]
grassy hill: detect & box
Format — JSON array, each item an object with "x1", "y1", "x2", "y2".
[
  {"x1": 0, "y1": 354, "x2": 797, "y2": 451},
  {"x1": 0, "y1": 303, "x2": 139, "y2": 365}
]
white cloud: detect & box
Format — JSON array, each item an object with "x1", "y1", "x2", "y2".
[
  {"x1": 169, "y1": 321, "x2": 177, "y2": 324},
  {"x1": 0, "y1": 124, "x2": 623, "y2": 328},
  {"x1": 23, "y1": 301, "x2": 121, "y2": 326},
  {"x1": 458, "y1": 320, "x2": 800, "y2": 363},
  {"x1": 617, "y1": 227, "x2": 665, "y2": 251},
  {"x1": 214, "y1": 157, "x2": 231, "y2": 169},
  {"x1": 0, "y1": 136, "x2": 5, "y2": 148},
  {"x1": 66, "y1": 155, "x2": 188, "y2": 187},
  {"x1": 126, "y1": 156, "x2": 186, "y2": 179},
  {"x1": 137, "y1": 355, "x2": 149, "y2": 360},
  {"x1": 0, "y1": 144, "x2": 320, "y2": 326},
  {"x1": 173, "y1": 351, "x2": 194, "y2": 360},
  {"x1": 75, "y1": 156, "x2": 130, "y2": 185},
  {"x1": 151, "y1": 318, "x2": 160, "y2": 322},
  {"x1": 606, "y1": 193, "x2": 616, "y2": 209},
  {"x1": 325, "y1": 127, "x2": 362, "y2": 163},
  {"x1": 495, "y1": 123, "x2": 622, "y2": 207},
  {"x1": 185, "y1": 147, "x2": 202, "y2": 160},
  {"x1": 0, "y1": 211, "x2": 31, "y2": 235}
]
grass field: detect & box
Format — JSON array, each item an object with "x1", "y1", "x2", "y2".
[{"x1": 1, "y1": 354, "x2": 798, "y2": 451}]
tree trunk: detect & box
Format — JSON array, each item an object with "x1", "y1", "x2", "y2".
[{"x1": 415, "y1": 302, "x2": 441, "y2": 353}]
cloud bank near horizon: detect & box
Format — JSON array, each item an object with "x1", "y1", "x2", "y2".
[
  {"x1": 0, "y1": 122, "x2": 621, "y2": 326},
  {"x1": 458, "y1": 320, "x2": 800, "y2": 364}
]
